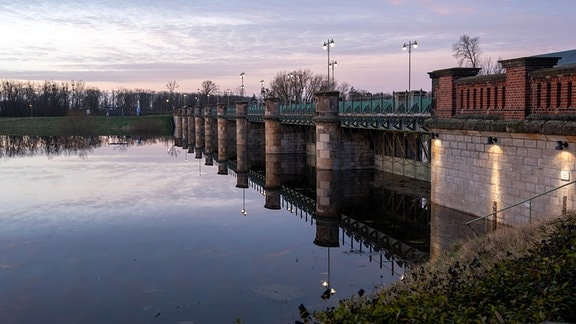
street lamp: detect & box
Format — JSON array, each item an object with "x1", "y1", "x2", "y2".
[
  {"x1": 402, "y1": 40, "x2": 418, "y2": 93},
  {"x1": 240, "y1": 72, "x2": 245, "y2": 97},
  {"x1": 322, "y1": 39, "x2": 335, "y2": 89},
  {"x1": 329, "y1": 60, "x2": 337, "y2": 86}
]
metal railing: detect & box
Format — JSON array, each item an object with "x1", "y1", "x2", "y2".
[{"x1": 465, "y1": 180, "x2": 576, "y2": 235}]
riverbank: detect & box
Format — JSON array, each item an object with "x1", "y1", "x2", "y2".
[
  {"x1": 0, "y1": 115, "x2": 173, "y2": 136},
  {"x1": 306, "y1": 213, "x2": 576, "y2": 323}
]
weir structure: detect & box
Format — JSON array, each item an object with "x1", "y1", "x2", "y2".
[
  {"x1": 173, "y1": 49, "x2": 576, "y2": 258},
  {"x1": 173, "y1": 90, "x2": 432, "y2": 262}
]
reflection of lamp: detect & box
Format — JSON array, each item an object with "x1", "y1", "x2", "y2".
[
  {"x1": 241, "y1": 188, "x2": 247, "y2": 216},
  {"x1": 320, "y1": 247, "x2": 336, "y2": 300},
  {"x1": 198, "y1": 158, "x2": 202, "y2": 176}
]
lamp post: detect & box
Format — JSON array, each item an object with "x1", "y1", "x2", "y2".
[
  {"x1": 240, "y1": 72, "x2": 245, "y2": 97},
  {"x1": 402, "y1": 40, "x2": 418, "y2": 93},
  {"x1": 287, "y1": 72, "x2": 295, "y2": 103},
  {"x1": 329, "y1": 60, "x2": 337, "y2": 86},
  {"x1": 322, "y1": 39, "x2": 335, "y2": 89}
]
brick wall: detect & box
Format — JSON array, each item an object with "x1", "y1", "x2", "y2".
[{"x1": 429, "y1": 55, "x2": 576, "y2": 120}]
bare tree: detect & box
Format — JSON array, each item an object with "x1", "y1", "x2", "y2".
[
  {"x1": 166, "y1": 80, "x2": 179, "y2": 105},
  {"x1": 269, "y1": 69, "x2": 325, "y2": 104},
  {"x1": 479, "y1": 56, "x2": 505, "y2": 75},
  {"x1": 200, "y1": 80, "x2": 219, "y2": 97},
  {"x1": 452, "y1": 34, "x2": 481, "y2": 68}
]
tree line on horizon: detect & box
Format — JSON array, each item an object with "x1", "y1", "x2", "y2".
[{"x1": 0, "y1": 34, "x2": 496, "y2": 117}]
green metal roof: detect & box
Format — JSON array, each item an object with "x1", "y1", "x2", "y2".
[{"x1": 534, "y1": 49, "x2": 576, "y2": 66}]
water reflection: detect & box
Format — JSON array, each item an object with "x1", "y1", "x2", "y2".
[
  {"x1": 0, "y1": 135, "x2": 167, "y2": 160},
  {"x1": 0, "y1": 135, "x2": 440, "y2": 323}
]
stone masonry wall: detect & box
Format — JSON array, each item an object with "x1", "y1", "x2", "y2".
[{"x1": 431, "y1": 129, "x2": 576, "y2": 225}]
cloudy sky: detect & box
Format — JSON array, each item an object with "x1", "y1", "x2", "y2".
[{"x1": 1, "y1": 0, "x2": 573, "y2": 96}]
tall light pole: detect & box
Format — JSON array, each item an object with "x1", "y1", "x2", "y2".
[
  {"x1": 329, "y1": 60, "x2": 337, "y2": 86},
  {"x1": 240, "y1": 72, "x2": 245, "y2": 97},
  {"x1": 322, "y1": 39, "x2": 335, "y2": 89},
  {"x1": 402, "y1": 40, "x2": 418, "y2": 93}
]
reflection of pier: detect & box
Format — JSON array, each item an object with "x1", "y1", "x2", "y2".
[
  {"x1": 224, "y1": 161, "x2": 429, "y2": 264},
  {"x1": 173, "y1": 92, "x2": 433, "y2": 265}
]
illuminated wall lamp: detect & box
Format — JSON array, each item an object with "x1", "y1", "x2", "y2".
[
  {"x1": 430, "y1": 132, "x2": 439, "y2": 139},
  {"x1": 556, "y1": 141, "x2": 568, "y2": 150},
  {"x1": 487, "y1": 136, "x2": 497, "y2": 145}
]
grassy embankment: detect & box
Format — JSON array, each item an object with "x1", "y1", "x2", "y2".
[
  {"x1": 0, "y1": 115, "x2": 174, "y2": 136},
  {"x1": 304, "y1": 213, "x2": 576, "y2": 323}
]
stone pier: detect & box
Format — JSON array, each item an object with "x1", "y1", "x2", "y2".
[
  {"x1": 235, "y1": 101, "x2": 249, "y2": 189},
  {"x1": 216, "y1": 103, "x2": 228, "y2": 175},
  {"x1": 186, "y1": 106, "x2": 195, "y2": 150},
  {"x1": 204, "y1": 106, "x2": 214, "y2": 166},
  {"x1": 194, "y1": 106, "x2": 204, "y2": 159},
  {"x1": 314, "y1": 91, "x2": 341, "y2": 170},
  {"x1": 264, "y1": 98, "x2": 282, "y2": 210}
]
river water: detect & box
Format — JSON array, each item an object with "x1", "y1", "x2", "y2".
[{"x1": 0, "y1": 135, "x2": 430, "y2": 323}]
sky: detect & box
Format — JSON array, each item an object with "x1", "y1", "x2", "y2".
[{"x1": 1, "y1": 0, "x2": 574, "y2": 96}]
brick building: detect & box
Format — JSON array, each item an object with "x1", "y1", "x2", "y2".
[
  {"x1": 425, "y1": 50, "x2": 576, "y2": 236},
  {"x1": 428, "y1": 49, "x2": 576, "y2": 120}
]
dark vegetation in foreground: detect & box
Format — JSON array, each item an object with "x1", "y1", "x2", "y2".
[
  {"x1": 302, "y1": 213, "x2": 576, "y2": 323},
  {"x1": 0, "y1": 115, "x2": 173, "y2": 136}
]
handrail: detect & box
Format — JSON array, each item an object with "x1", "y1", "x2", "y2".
[{"x1": 465, "y1": 180, "x2": 576, "y2": 234}]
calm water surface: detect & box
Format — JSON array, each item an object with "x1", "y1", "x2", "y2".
[{"x1": 0, "y1": 136, "x2": 407, "y2": 323}]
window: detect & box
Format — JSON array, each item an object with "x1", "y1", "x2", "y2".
[
  {"x1": 494, "y1": 86, "x2": 498, "y2": 108},
  {"x1": 568, "y1": 82, "x2": 573, "y2": 108},
  {"x1": 487, "y1": 88, "x2": 491, "y2": 108},
  {"x1": 556, "y1": 82, "x2": 562, "y2": 108},
  {"x1": 537, "y1": 83, "x2": 542, "y2": 108},
  {"x1": 546, "y1": 83, "x2": 551, "y2": 108}
]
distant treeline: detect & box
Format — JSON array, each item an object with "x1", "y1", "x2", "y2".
[{"x1": 0, "y1": 80, "x2": 245, "y2": 117}]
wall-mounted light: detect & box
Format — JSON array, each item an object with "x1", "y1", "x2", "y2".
[
  {"x1": 556, "y1": 141, "x2": 568, "y2": 150},
  {"x1": 430, "y1": 132, "x2": 439, "y2": 139},
  {"x1": 487, "y1": 137, "x2": 497, "y2": 145}
]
